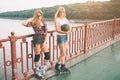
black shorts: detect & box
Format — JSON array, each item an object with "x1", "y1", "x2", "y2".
[{"x1": 32, "y1": 34, "x2": 45, "y2": 47}]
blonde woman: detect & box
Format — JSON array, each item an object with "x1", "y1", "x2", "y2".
[
  {"x1": 22, "y1": 9, "x2": 50, "y2": 78},
  {"x1": 54, "y1": 7, "x2": 71, "y2": 73}
]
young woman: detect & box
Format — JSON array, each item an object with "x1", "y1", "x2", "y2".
[
  {"x1": 54, "y1": 7, "x2": 71, "y2": 72},
  {"x1": 22, "y1": 9, "x2": 50, "y2": 78}
]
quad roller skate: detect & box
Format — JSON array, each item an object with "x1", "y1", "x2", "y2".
[
  {"x1": 41, "y1": 64, "x2": 47, "y2": 76},
  {"x1": 35, "y1": 67, "x2": 45, "y2": 80}
]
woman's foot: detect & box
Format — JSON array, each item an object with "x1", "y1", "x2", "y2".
[
  {"x1": 35, "y1": 65, "x2": 44, "y2": 78},
  {"x1": 35, "y1": 68, "x2": 44, "y2": 78},
  {"x1": 41, "y1": 64, "x2": 48, "y2": 76},
  {"x1": 55, "y1": 63, "x2": 61, "y2": 71},
  {"x1": 60, "y1": 64, "x2": 70, "y2": 72}
]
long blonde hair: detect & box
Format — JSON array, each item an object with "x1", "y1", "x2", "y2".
[
  {"x1": 54, "y1": 7, "x2": 66, "y2": 20},
  {"x1": 32, "y1": 9, "x2": 43, "y2": 28}
]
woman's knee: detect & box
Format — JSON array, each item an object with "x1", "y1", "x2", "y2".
[
  {"x1": 34, "y1": 54, "x2": 40, "y2": 62},
  {"x1": 44, "y1": 52, "x2": 50, "y2": 60},
  {"x1": 60, "y1": 52, "x2": 66, "y2": 57}
]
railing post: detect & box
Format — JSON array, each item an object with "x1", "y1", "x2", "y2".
[
  {"x1": 9, "y1": 32, "x2": 18, "y2": 80},
  {"x1": 112, "y1": 17, "x2": 116, "y2": 39},
  {"x1": 83, "y1": 23, "x2": 88, "y2": 53}
]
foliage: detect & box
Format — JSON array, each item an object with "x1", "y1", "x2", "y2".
[{"x1": 0, "y1": 0, "x2": 120, "y2": 20}]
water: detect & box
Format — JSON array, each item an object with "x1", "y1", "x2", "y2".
[
  {"x1": 0, "y1": 19, "x2": 47, "y2": 38},
  {"x1": 0, "y1": 18, "x2": 82, "y2": 39}
]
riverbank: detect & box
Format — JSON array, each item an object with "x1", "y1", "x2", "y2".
[
  {"x1": 0, "y1": 0, "x2": 120, "y2": 20},
  {"x1": 0, "y1": 17, "x2": 102, "y2": 24}
]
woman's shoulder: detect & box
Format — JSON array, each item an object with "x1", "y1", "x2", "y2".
[{"x1": 56, "y1": 18, "x2": 60, "y2": 20}]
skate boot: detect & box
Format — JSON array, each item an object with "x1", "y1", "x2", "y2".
[
  {"x1": 35, "y1": 68, "x2": 44, "y2": 79},
  {"x1": 35, "y1": 65, "x2": 44, "y2": 79},
  {"x1": 60, "y1": 64, "x2": 70, "y2": 73},
  {"x1": 55, "y1": 63, "x2": 61, "y2": 74},
  {"x1": 41, "y1": 64, "x2": 47, "y2": 76}
]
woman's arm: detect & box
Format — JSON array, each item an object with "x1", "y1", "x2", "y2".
[
  {"x1": 22, "y1": 18, "x2": 33, "y2": 27},
  {"x1": 44, "y1": 33, "x2": 48, "y2": 43},
  {"x1": 54, "y1": 20, "x2": 69, "y2": 34}
]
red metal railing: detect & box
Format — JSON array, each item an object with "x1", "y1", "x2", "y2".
[{"x1": 0, "y1": 18, "x2": 120, "y2": 80}]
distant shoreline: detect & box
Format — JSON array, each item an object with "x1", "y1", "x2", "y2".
[{"x1": 0, "y1": 17, "x2": 102, "y2": 24}]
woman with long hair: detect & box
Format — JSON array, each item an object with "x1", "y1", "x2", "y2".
[
  {"x1": 54, "y1": 7, "x2": 71, "y2": 72},
  {"x1": 22, "y1": 9, "x2": 50, "y2": 78}
]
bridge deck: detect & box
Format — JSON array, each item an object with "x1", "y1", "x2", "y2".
[{"x1": 47, "y1": 40, "x2": 120, "y2": 80}]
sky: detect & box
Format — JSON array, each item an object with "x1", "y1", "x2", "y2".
[{"x1": 0, "y1": 0, "x2": 110, "y2": 13}]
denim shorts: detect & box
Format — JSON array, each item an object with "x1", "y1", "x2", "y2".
[{"x1": 57, "y1": 35, "x2": 68, "y2": 44}]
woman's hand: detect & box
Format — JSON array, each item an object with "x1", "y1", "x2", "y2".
[{"x1": 22, "y1": 18, "x2": 33, "y2": 27}]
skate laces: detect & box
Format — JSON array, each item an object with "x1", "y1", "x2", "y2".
[
  {"x1": 41, "y1": 65, "x2": 47, "y2": 75},
  {"x1": 35, "y1": 68, "x2": 44, "y2": 78}
]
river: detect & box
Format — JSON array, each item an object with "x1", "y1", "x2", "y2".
[{"x1": 0, "y1": 18, "x2": 83, "y2": 39}]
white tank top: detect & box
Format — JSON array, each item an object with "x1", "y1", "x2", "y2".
[{"x1": 56, "y1": 18, "x2": 69, "y2": 35}]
